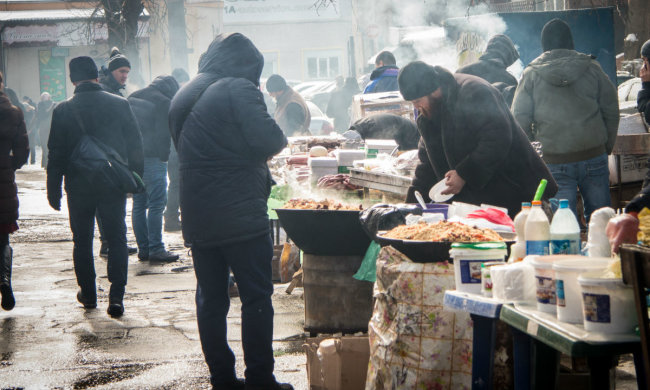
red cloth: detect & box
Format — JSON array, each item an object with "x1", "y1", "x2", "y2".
[
  {"x1": 467, "y1": 208, "x2": 515, "y2": 231},
  {"x1": 0, "y1": 222, "x2": 18, "y2": 234}
]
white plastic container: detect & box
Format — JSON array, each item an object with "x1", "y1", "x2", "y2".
[
  {"x1": 530, "y1": 255, "x2": 573, "y2": 314},
  {"x1": 578, "y1": 271, "x2": 637, "y2": 334},
  {"x1": 509, "y1": 202, "x2": 531, "y2": 263},
  {"x1": 365, "y1": 139, "x2": 397, "y2": 158},
  {"x1": 450, "y1": 242, "x2": 508, "y2": 294},
  {"x1": 335, "y1": 149, "x2": 366, "y2": 167},
  {"x1": 550, "y1": 199, "x2": 581, "y2": 255},
  {"x1": 308, "y1": 157, "x2": 337, "y2": 183},
  {"x1": 552, "y1": 257, "x2": 611, "y2": 324},
  {"x1": 526, "y1": 200, "x2": 550, "y2": 256}
]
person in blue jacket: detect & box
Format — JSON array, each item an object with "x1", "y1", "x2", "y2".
[{"x1": 364, "y1": 51, "x2": 399, "y2": 93}]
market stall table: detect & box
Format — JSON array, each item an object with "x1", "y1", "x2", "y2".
[
  {"x1": 444, "y1": 291, "x2": 503, "y2": 390},
  {"x1": 348, "y1": 168, "x2": 412, "y2": 197},
  {"x1": 499, "y1": 304, "x2": 645, "y2": 390}
]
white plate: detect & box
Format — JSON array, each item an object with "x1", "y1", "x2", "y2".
[{"x1": 429, "y1": 179, "x2": 454, "y2": 202}]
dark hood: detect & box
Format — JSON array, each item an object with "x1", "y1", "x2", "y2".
[
  {"x1": 197, "y1": 33, "x2": 264, "y2": 87},
  {"x1": 150, "y1": 75, "x2": 179, "y2": 99},
  {"x1": 479, "y1": 34, "x2": 519, "y2": 68}
]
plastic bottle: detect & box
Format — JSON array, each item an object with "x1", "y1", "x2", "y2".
[
  {"x1": 525, "y1": 200, "x2": 550, "y2": 256},
  {"x1": 550, "y1": 199, "x2": 581, "y2": 255},
  {"x1": 508, "y1": 202, "x2": 531, "y2": 262}
]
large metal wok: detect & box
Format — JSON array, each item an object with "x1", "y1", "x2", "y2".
[{"x1": 275, "y1": 208, "x2": 371, "y2": 256}]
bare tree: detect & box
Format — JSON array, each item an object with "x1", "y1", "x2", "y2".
[{"x1": 622, "y1": 0, "x2": 650, "y2": 59}]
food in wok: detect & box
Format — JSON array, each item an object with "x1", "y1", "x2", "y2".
[
  {"x1": 383, "y1": 221, "x2": 503, "y2": 242},
  {"x1": 282, "y1": 198, "x2": 363, "y2": 211}
]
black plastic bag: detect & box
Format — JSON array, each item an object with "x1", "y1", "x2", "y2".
[{"x1": 359, "y1": 203, "x2": 422, "y2": 241}]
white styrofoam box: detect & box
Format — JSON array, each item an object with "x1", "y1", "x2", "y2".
[
  {"x1": 311, "y1": 167, "x2": 338, "y2": 183},
  {"x1": 308, "y1": 157, "x2": 338, "y2": 168},
  {"x1": 365, "y1": 139, "x2": 398, "y2": 153},
  {"x1": 608, "y1": 154, "x2": 649, "y2": 184},
  {"x1": 335, "y1": 150, "x2": 366, "y2": 167}
]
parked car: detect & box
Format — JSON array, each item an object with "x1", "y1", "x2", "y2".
[
  {"x1": 618, "y1": 77, "x2": 641, "y2": 115},
  {"x1": 306, "y1": 101, "x2": 334, "y2": 136},
  {"x1": 301, "y1": 81, "x2": 337, "y2": 113}
]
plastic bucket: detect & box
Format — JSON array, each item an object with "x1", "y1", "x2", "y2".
[
  {"x1": 578, "y1": 271, "x2": 637, "y2": 334},
  {"x1": 552, "y1": 257, "x2": 611, "y2": 324},
  {"x1": 422, "y1": 203, "x2": 449, "y2": 219},
  {"x1": 530, "y1": 255, "x2": 575, "y2": 314},
  {"x1": 450, "y1": 242, "x2": 507, "y2": 294}
]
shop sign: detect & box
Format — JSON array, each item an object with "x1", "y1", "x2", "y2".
[
  {"x1": 39, "y1": 50, "x2": 67, "y2": 102},
  {"x1": 3, "y1": 25, "x2": 57, "y2": 44},
  {"x1": 223, "y1": 0, "x2": 340, "y2": 24}
]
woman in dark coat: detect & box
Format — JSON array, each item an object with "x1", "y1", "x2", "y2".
[{"x1": 0, "y1": 72, "x2": 29, "y2": 310}]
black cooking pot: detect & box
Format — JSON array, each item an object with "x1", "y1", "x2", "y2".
[{"x1": 275, "y1": 208, "x2": 371, "y2": 256}]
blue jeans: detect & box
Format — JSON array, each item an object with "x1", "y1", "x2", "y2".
[
  {"x1": 192, "y1": 235, "x2": 276, "y2": 387},
  {"x1": 547, "y1": 154, "x2": 611, "y2": 223},
  {"x1": 132, "y1": 158, "x2": 168, "y2": 255}
]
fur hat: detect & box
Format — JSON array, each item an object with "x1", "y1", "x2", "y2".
[
  {"x1": 541, "y1": 18, "x2": 574, "y2": 52},
  {"x1": 266, "y1": 74, "x2": 287, "y2": 93},
  {"x1": 108, "y1": 47, "x2": 131, "y2": 72},
  {"x1": 69, "y1": 56, "x2": 99, "y2": 82},
  {"x1": 398, "y1": 61, "x2": 441, "y2": 101}
]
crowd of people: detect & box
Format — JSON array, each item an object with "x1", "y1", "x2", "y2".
[{"x1": 1, "y1": 16, "x2": 649, "y2": 390}]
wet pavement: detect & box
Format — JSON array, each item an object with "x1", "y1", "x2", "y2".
[{"x1": 1, "y1": 160, "x2": 308, "y2": 389}]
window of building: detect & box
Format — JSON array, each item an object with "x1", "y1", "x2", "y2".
[
  {"x1": 261, "y1": 52, "x2": 278, "y2": 79},
  {"x1": 303, "y1": 49, "x2": 343, "y2": 80}
]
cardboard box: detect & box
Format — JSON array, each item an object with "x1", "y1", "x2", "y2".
[
  {"x1": 609, "y1": 154, "x2": 649, "y2": 184},
  {"x1": 304, "y1": 336, "x2": 370, "y2": 390}
]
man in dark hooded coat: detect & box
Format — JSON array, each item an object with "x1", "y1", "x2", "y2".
[
  {"x1": 168, "y1": 33, "x2": 291, "y2": 390},
  {"x1": 456, "y1": 34, "x2": 520, "y2": 106},
  {"x1": 398, "y1": 61, "x2": 558, "y2": 219},
  {"x1": 348, "y1": 113, "x2": 419, "y2": 151},
  {"x1": 128, "y1": 76, "x2": 180, "y2": 263}
]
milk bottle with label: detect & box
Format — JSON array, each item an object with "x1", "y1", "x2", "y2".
[
  {"x1": 525, "y1": 200, "x2": 550, "y2": 256},
  {"x1": 508, "y1": 202, "x2": 531, "y2": 262},
  {"x1": 550, "y1": 199, "x2": 581, "y2": 255}
]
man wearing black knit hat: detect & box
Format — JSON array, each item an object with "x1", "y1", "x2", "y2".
[
  {"x1": 100, "y1": 47, "x2": 131, "y2": 96},
  {"x1": 512, "y1": 18, "x2": 619, "y2": 223},
  {"x1": 266, "y1": 74, "x2": 311, "y2": 136},
  {"x1": 47, "y1": 56, "x2": 143, "y2": 318},
  {"x1": 398, "y1": 61, "x2": 557, "y2": 218}
]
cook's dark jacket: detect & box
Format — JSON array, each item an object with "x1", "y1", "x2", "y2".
[
  {"x1": 169, "y1": 33, "x2": 287, "y2": 247},
  {"x1": 47, "y1": 82, "x2": 144, "y2": 195},
  {"x1": 128, "y1": 76, "x2": 179, "y2": 161},
  {"x1": 627, "y1": 80, "x2": 650, "y2": 213},
  {"x1": 349, "y1": 113, "x2": 419, "y2": 151},
  {"x1": 406, "y1": 70, "x2": 558, "y2": 219},
  {"x1": 0, "y1": 92, "x2": 29, "y2": 224}
]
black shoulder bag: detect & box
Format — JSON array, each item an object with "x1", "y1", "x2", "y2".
[{"x1": 68, "y1": 101, "x2": 145, "y2": 194}]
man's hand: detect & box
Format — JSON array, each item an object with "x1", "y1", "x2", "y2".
[
  {"x1": 641, "y1": 60, "x2": 650, "y2": 83},
  {"x1": 606, "y1": 213, "x2": 639, "y2": 254},
  {"x1": 442, "y1": 170, "x2": 465, "y2": 195}
]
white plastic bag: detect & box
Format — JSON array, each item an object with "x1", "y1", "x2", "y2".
[
  {"x1": 585, "y1": 207, "x2": 616, "y2": 257},
  {"x1": 491, "y1": 261, "x2": 536, "y2": 302}
]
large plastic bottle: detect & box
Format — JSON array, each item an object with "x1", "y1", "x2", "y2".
[
  {"x1": 508, "y1": 202, "x2": 531, "y2": 262},
  {"x1": 550, "y1": 199, "x2": 581, "y2": 255},
  {"x1": 525, "y1": 200, "x2": 550, "y2": 256}
]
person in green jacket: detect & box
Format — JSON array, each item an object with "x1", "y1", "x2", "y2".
[{"x1": 512, "y1": 18, "x2": 619, "y2": 222}]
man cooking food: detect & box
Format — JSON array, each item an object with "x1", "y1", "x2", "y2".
[{"x1": 398, "y1": 61, "x2": 557, "y2": 218}]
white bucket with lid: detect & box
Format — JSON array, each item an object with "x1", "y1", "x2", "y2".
[
  {"x1": 450, "y1": 242, "x2": 507, "y2": 294},
  {"x1": 552, "y1": 257, "x2": 611, "y2": 324},
  {"x1": 530, "y1": 255, "x2": 574, "y2": 314},
  {"x1": 578, "y1": 271, "x2": 637, "y2": 334}
]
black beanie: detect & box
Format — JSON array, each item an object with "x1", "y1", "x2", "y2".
[
  {"x1": 266, "y1": 74, "x2": 287, "y2": 93},
  {"x1": 108, "y1": 47, "x2": 131, "y2": 72},
  {"x1": 398, "y1": 61, "x2": 440, "y2": 101},
  {"x1": 69, "y1": 56, "x2": 98, "y2": 82},
  {"x1": 641, "y1": 40, "x2": 650, "y2": 59},
  {"x1": 541, "y1": 18, "x2": 574, "y2": 52}
]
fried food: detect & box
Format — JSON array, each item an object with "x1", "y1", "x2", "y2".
[
  {"x1": 383, "y1": 221, "x2": 503, "y2": 242},
  {"x1": 282, "y1": 198, "x2": 363, "y2": 211}
]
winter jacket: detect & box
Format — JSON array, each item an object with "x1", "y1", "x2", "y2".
[
  {"x1": 99, "y1": 68, "x2": 125, "y2": 96},
  {"x1": 0, "y1": 92, "x2": 29, "y2": 225},
  {"x1": 128, "y1": 76, "x2": 179, "y2": 161},
  {"x1": 168, "y1": 33, "x2": 287, "y2": 247},
  {"x1": 364, "y1": 65, "x2": 399, "y2": 93},
  {"x1": 36, "y1": 100, "x2": 54, "y2": 142},
  {"x1": 407, "y1": 70, "x2": 558, "y2": 219},
  {"x1": 512, "y1": 49, "x2": 619, "y2": 164},
  {"x1": 47, "y1": 82, "x2": 143, "y2": 198},
  {"x1": 637, "y1": 81, "x2": 650, "y2": 124},
  {"x1": 327, "y1": 83, "x2": 360, "y2": 131},
  {"x1": 349, "y1": 113, "x2": 420, "y2": 151},
  {"x1": 274, "y1": 87, "x2": 311, "y2": 136}
]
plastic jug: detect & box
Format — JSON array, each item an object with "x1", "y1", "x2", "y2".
[
  {"x1": 550, "y1": 199, "x2": 581, "y2": 255},
  {"x1": 509, "y1": 202, "x2": 531, "y2": 262},
  {"x1": 525, "y1": 200, "x2": 550, "y2": 256}
]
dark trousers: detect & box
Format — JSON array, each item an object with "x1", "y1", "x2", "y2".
[
  {"x1": 164, "y1": 146, "x2": 180, "y2": 223},
  {"x1": 192, "y1": 234, "x2": 275, "y2": 386},
  {"x1": 67, "y1": 190, "x2": 128, "y2": 298}
]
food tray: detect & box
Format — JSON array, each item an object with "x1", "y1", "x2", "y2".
[{"x1": 275, "y1": 208, "x2": 371, "y2": 256}]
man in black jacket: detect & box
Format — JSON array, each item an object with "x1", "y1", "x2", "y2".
[
  {"x1": 348, "y1": 113, "x2": 419, "y2": 151},
  {"x1": 363, "y1": 51, "x2": 399, "y2": 93},
  {"x1": 169, "y1": 33, "x2": 291, "y2": 390},
  {"x1": 128, "y1": 76, "x2": 179, "y2": 262},
  {"x1": 99, "y1": 47, "x2": 130, "y2": 97},
  {"x1": 398, "y1": 61, "x2": 557, "y2": 218},
  {"x1": 266, "y1": 74, "x2": 311, "y2": 136},
  {"x1": 46, "y1": 56, "x2": 143, "y2": 318}
]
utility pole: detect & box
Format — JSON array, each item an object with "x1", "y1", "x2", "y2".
[{"x1": 167, "y1": 0, "x2": 189, "y2": 72}]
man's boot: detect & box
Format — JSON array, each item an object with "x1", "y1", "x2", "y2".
[
  {"x1": 107, "y1": 284, "x2": 125, "y2": 318},
  {"x1": 0, "y1": 245, "x2": 15, "y2": 311}
]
